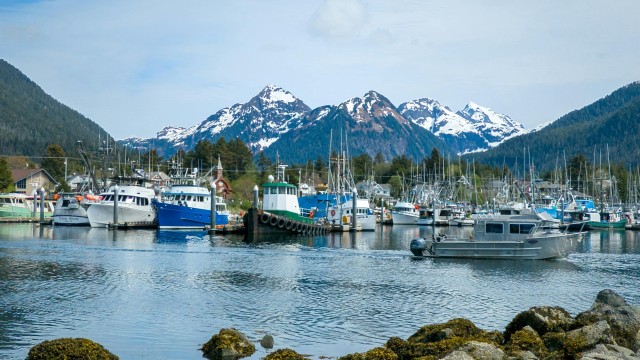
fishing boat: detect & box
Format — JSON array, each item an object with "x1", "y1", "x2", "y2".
[
  {"x1": 51, "y1": 193, "x2": 99, "y2": 226},
  {"x1": 585, "y1": 209, "x2": 627, "y2": 230},
  {"x1": 153, "y1": 184, "x2": 229, "y2": 229},
  {"x1": 246, "y1": 164, "x2": 328, "y2": 236},
  {"x1": 0, "y1": 193, "x2": 32, "y2": 218},
  {"x1": 410, "y1": 213, "x2": 584, "y2": 260},
  {"x1": 416, "y1": 206, "x2": 453, "y2": 226},
  {"x1": 86, "y1": 184, "x2": 157, "y2": 228},
  {"x1": 391, "y1": 201, "x2": 419, "y2": 225},
  {"x1": 325, "y1": 195, "x2": 376, "y2": 231}
]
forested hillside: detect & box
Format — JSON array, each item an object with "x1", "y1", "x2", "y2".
[
  {"x1": 470, "y1": 82, "x2": 640, "y2": 170},
  {"x1": 0, "y1": 59, "x2": 112, "y2": 157}
]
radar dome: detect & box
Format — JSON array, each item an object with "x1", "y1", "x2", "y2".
[{"x1": 267, "y1": 175, "x2": 275, "y2": 182}]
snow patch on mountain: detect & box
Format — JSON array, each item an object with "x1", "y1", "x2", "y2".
[{"x1": 399, "y1": 98, "x2": 526, "y2": 154}]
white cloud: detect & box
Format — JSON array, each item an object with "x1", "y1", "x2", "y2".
[{"x1": 309, "y1": 0, "x2": 368, "y2": 39}]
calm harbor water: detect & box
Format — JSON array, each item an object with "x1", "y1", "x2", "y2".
[{"x1": 1, "y1": 223, "x2": 640, "y2": 359}]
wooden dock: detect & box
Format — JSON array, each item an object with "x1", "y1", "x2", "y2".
[{"x1": 0, "y1": 217, "x2": 52, "y2": 225}]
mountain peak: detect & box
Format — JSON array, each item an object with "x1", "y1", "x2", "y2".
[
  {"x1": 340, "y1": 91, "x2": 403, "y2": 124},
  {"x1": 257, "y1": 84, "x2": 298, "y2": 104}
]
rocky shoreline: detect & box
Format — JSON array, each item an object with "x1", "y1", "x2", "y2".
[{"x1": 26, "y1": 289, "x2": 640, "y2": 359}]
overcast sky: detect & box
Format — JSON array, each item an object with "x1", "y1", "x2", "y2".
[{"x1": 2, "y1": 0, "x2": 640, "y2": 140}]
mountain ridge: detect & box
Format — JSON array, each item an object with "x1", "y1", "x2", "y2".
[{"x1": 119, "y1": 85, "x2": 523, "y2": 162}]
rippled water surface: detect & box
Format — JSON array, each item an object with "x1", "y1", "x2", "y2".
[{"x1": 1, "y1": 224, "x2": 639, "y2": 359}]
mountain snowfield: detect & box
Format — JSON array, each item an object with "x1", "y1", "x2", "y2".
[
  {"x1": 397, "y1": 98, "x2": 527, "y2": 154},
  {"x1": 120, "y1": 85, "x2": 529, "y2": 158}
]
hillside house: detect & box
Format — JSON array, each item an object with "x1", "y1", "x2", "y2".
[{"x1": 11, "y1": 168, "x2": 58, "y2": 195}]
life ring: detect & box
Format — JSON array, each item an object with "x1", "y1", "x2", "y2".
[
  {"x1": 277, "y1": 218, "x2": 286, "y2": 228},
  {"x1": 285, "y1": 220, "x2": 294, "y2": 230},
  {"x1": 269, "y1": 215, "x2": 278, "y2": 226},
  {"x1": 309, "y1": 210, "x2": 314, "y2": 218},
  {"x1": 260, "y1": 213, "x2": 270, "y2": 224},
  {"x1": 330, "y1": 209, "x2": 336, "y2": 216}
]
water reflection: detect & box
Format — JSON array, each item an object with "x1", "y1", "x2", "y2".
[
  {"x1": 1, "y1": 223, "x2": 640, "y2": 359},
  {"x1": 578, "y1": 230, "x2": 640, "y2": 254}
]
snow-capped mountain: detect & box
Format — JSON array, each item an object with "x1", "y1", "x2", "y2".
[
  {"x1": 398, "y1": 99, "x2": 526, "y2": 154},
  {"x1": 118, "y1": 85, "x2": 526, "y2": 160},
  {"x1": 120, "y1": 85, "x2": 311, "y2": 156},
  {"x1": 261, "y1": 91, "x2": 447, "y2": 163}
]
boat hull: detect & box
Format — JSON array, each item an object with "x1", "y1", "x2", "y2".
[
  {"x1": 415, "y1": 232, "x2": 583, "y2": 260},
  {"x1": 246, "y1": 209, "x2": 328, "y2": 237},
  {"x1": 52, "y1": 214, "x2": 90, "y2": 226},
  {"x1": 155, "y1": 201, "x2": 229, "y2": 229},
  {"x1": 586, "y1": 220, "x2": 627, "y2": 230},
  {"x1": 391, "y1": 212, "x2": 418, "y2": 225},
  {"x1": 87, "y1": 203, "x2": 156, "y2": 228}
]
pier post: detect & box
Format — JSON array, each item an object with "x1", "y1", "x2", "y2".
[
  {"x1": 113, "y1": 185, "x2": 119, "y2": 226},
  {"x1": 39, "y1": 187, "x2": 45, "y2": 223},
  {"x1": 246, "y1": 185, "x2": 259, "y2": 241},
  {"x1": 208, "y1": 186, "x2": 217, "y2": 235},
  {"x1": 351, "y1": 190, "x2": 357, "y2": 231}
]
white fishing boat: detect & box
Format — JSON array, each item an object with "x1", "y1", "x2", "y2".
[
  {"x1": 391, "y1": 201, "x2": 419, "y2": 225},
  {"x1": 326, "y1": 195, "x2": 376, "y2": 231},
  {"x1": 87, "y1": 185, "x2": 157, "y2": 228},
  {"x1": 410, "y1": 213, "x2": 584, "y2": 260},
  {"x1": 52, "y1": 193, "x2": 99, "y2": 226}
]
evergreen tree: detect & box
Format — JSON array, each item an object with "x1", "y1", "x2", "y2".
[
  {"x1": 41, "y1": 144, "x2": 66, "y2": 186},
  {"x1": 0, "y1": 157, "x2": 15, "y2": 192}
]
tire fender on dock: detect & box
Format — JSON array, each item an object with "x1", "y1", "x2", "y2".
[{"x1": 260, "y1": 213, "x2": 270, "y2": 224}]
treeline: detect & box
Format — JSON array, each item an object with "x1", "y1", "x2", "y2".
[
  {"x1": 471, "y1": 82, "x2": 640, "y2": 170},
  {"x1": 6, "y1": 137, "x2": 640, "y2": 207}
]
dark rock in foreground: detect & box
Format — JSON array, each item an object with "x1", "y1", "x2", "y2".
[
  {"x1": 337, "y1": 289, "x2": 640, "y2": 359},
  {"x1": 201, "y1": 328, "x2": 256, "y2": 360},
  {"x1": 264, "y1": 348, "x2": 309, "y2": 359},
  {"x1": 26, "y1": 338, "x2": 119, "y2": 360}
]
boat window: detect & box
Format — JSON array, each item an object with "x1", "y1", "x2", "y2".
[
  {"x1": 278, "y1": 187, "x2": 285, "y2": 194},
  {"x1": 486, "y1": 223, "x2": 503, "y2": 234},
  {"x1": 510, "y1": 223, "x2": 536, "y2": 234}
]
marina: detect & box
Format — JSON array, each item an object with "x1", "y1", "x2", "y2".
[{"x1": 1, "y1": 223, "x2": 639, "y2": 359}]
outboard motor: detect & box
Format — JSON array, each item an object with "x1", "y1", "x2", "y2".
[{"x1": 410, "y1": 237, "x2": 429, "y2": 256}]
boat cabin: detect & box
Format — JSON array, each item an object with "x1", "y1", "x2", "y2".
[
  {"x1": 473, "y1": 214, "x2": 540, "y2": 242},
  {"x1": 262, "y1": 165, "x2": 302, "y2": 217}
]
